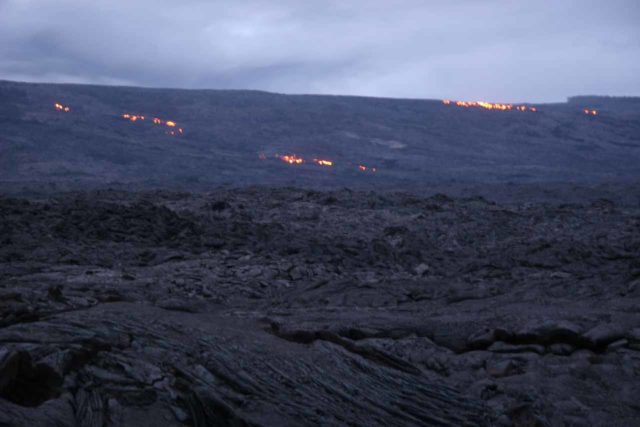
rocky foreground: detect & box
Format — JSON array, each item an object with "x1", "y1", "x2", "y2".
[{"x1": 1, "y1": 188, "x2": 639, "y2": 426}]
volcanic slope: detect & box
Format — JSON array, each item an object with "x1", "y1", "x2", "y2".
[
  {"x1": 1, "y1": 80, "x2": 640, "y2": 191},
  {"x1": 1, "y1": 188, "x2": 640, "y2": 425}
]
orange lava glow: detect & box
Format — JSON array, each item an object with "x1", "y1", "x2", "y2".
[
  {"x1": 358, "y1": 165, "x2": 377, "y2": 173},
  {"x1": 123, "y1": 114, "x2": 145, "y2": 122},
  {"x1": 443, "y1": 99, "x2": 537, "y2": 112},
  {"x1": 122, "y1": 114, "x2": 183, "y2": 135},
  {"x1": 314, "y1": 159, "x2": 333, "y2": 167},
  {"x1": 280, "y1": 154, "x2": 304, "y2": 164},
  {"x1": 54, "y1": 103, "x2": 70, "y2": 112},
  {"x1": 268, "y1": 153, "x2": 377, "y2": 173},
  {"x1": 153, "y1": 118, "x2": 180, "y2": 131},
  {"x1": 584, "y1": 109, "x2": 598, "y2": 116}
]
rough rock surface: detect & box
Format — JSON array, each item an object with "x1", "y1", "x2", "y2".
[{"x1": 1, "y1": 188, "x2": 639, "y2": 426}]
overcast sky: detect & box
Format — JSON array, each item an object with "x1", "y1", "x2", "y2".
[{"x1": 0, "y1": 0, "x2": 639, "y2": 102}]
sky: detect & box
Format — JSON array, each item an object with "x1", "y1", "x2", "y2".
[{"x1": 0, "y1": 0, "x2": 639, "y2": 102}]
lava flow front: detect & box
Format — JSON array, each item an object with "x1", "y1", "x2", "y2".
[
  {"x1": 123, "y1": 114, "x2": 144, "y2": 122},
  {"x1": 359, "y1": 165, "x2": 377, "y2": 173},
  {"x1": 443, "y1": 99, "x2": 537, "y2": 112},
  {"x1": 122, "y1": 114, "x2": 184, "y2": 136},
  {"x1": 279, "y1": 155, "x2": 304, "y2": 164},
  {"x1": 54, "y1": 103, "x2": 70, "y2": 112},
  {"x1": 271, "y1": 153, "x2": 376, "y2": 173}
]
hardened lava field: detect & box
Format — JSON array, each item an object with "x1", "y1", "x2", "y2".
[{"x1": 1, "y1": 187, "x2": 639, "y2": 426}]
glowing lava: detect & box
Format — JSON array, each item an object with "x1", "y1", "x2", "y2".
[
  {"x1": 122, "y1": 114, "x2": 183, "y2": 135},
  {"x1": 314, "y1": 159, "x2": 333, "y2": 167},
  {"x1": 358, "y1": 165, "x2": 377, "y2": 173},
  {"x1": 279, "y1": 154, "x2": 304, "y2": 164},
  {"x1": 584, "y1": 109, "x2": 598, "y2": 116},
  {"x1": 123, "y1": 114, "x2": 144, "y2": 122},
  {"x1": 267, "y1": 153, "x2": 376, "y2": 173},
  {"x1": 54, "y1": 103, "x2": 70, "y2": 112},
  {"x1": 443, "y1": 99, "x2": 537, "y2": 112}
]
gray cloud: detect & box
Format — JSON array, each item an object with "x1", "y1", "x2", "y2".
[{"x1": 1, "y1": 0, "x2": 639, "y2": 101}]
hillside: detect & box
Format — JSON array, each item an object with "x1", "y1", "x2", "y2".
[{"x1": 1, "y1": 80, "x2": 639, "y2": 192}]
